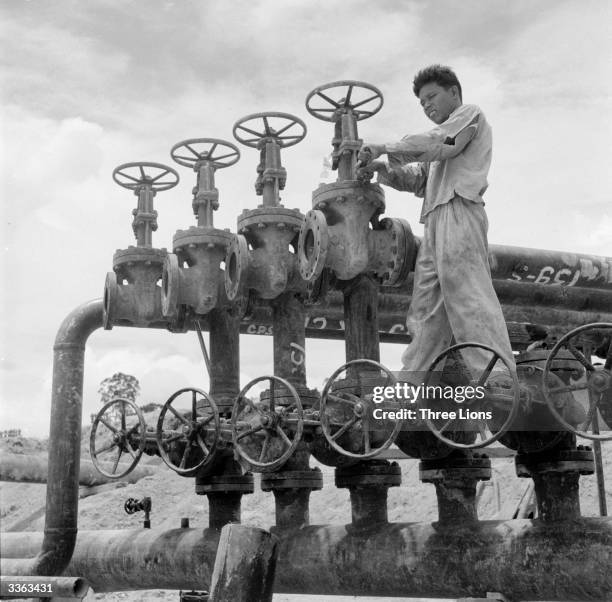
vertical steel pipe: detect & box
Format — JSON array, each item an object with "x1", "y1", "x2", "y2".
[
  {"x1": 208, "y1": 308, "x2": 241, "y2": 414},
  {"x1": 6, "y1": 300, "x2": 103, "y2": 576},
  {"x1": 271, "y1": 292, "x2": 306, "y2": 388}
]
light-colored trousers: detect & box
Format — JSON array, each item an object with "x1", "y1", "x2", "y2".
[{"x1": 400, "y1": 197, "x2": 515, "y2": 377}]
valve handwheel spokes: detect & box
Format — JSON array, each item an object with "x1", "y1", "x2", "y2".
[
  {"x1": 112, "y1": 162, "x2": 179, "y2": 192},
  {"x1": 156, "y1": 388, "x2": 220, "y2": 475},
  {"x1": 231, "y1": 375, "x2": 304, "y2": 472},
  {"x1": 542, "y1": 322, "x2": 612, "y2": 441},
  {"x1": 423, "y1": 343, "x2": 521, "y2": 449},
  {"x1": 233, "y1": 112, "x2": 307, "y2": 148},
  {"x1": 320, "y1": 359, "x2": 401, "y2": 459},
  {"x1": 170, "y1": 138, "x2": 240, "y2": 169},
  {"x1": 305, "y1": 80, "x2": 384, "y2": 122},
  {"x1": 90, "y1": 398, "x2": 147, "y2": 479}
]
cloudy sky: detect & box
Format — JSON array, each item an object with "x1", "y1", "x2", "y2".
[{"x1": 2, "y1": 0, "x2": 611, "y2": 436}]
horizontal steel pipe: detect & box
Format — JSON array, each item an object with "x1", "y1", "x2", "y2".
[
  {"x1": 238, "y1": 303, "x2": 612, "y2": 348},
  {"x1": 0, "y1": 576, "x2": 89, "y2": 599},
  {"x1": 391, "y1": 275, "x2": 612, "y2": 313},
  {"x1": 1, "y1": 528, "x2": 219, "y2": 591},
  {"x1": 487, "y1": 243, "x2": 612, "y2": 290},
  {"x1": 0, "y1": 452, "x2": 155, "y2": 486},
  {"x1": 2, "y1": 519, "x2": 611, "y2": 600}
]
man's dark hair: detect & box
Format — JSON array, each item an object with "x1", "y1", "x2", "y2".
[{"x1": 413, "y1": 65, "x2": 462, "y2": 101}]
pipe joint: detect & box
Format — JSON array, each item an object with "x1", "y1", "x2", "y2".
[
  {"x1": 162, "y1": 227, "x2": 235, "y2": 318},
  {"x1": 225, "y1": 207, "x2": 305, "y2": 301}
]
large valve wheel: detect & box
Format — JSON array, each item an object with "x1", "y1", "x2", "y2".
[
  {"x1": 156, "y1": 388, "x2": 220, "y2": 475},
  {"x1": 320, "y1": 359, "x2": 402, "y2": 459},
  {"x1": 298, "y1": 209, "x2": 329, "y2": 282},
  {"x1": 305, "y1": 80, "x2": 384, "y2": 122},
  {"x1": 542, "y1": 323, "x2": 612, "y2": 441},
  {"x1": 231, "y1": 376, "x2": 304, "y2": 472},
  {"x1": 90, "y1": 398, "x2": 147, "y2": 479},
  {"x1": 233, "y1": 112, "x2": 307, "y2": 148},
  {"x1": 170, "y1": 138, "x2": 240, "y2": 169},
  {"x1": 112, "y1": 162, "x2": 179, "y2": 191},
  {"x1": 422, "y1": 343, "x2": 521, "y2": 449}
]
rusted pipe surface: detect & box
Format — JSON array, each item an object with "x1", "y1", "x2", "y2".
[
  {"x1": 2, "y1": 519, "x2": 611, "y2": 599},
  {"x1": 31, "y1": 299, "x2": 103, "y2": 576}
]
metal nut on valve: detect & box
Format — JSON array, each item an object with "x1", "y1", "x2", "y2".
[{"x1": 298, "y1": 209, "x2": 329, "y2": 282}]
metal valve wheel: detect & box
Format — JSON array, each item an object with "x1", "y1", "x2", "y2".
[
  {"x1": 542, "y1": 322, "x2": 612, "y2": 441},
  {"x1": 90, "y1": 398, "x2": 147, "y2": 479},
  {"x1": 422, "y1": 343, "x2": 521, "y2": 449},
  {"x1": 319, "y1": 359, "x2": 402, "y2": 459},
  {"x1": 305, "y1": 80, "x2": 384, "y2": 122},
  {"x1": 231, "y1": 375, "x2": 304, "y2": 472},
  {"x1": 170, "y1": 138, "x2": 240, "y2": 169},
  {"x1": 156, "y1": 388, "x2": 220, "y2": 475},
  {"x1": 298, "y1": 209, "x2": 329, "y2": 282},
  {"x1": 233, "y1": 112, "x2": 307, "y2": 148},
  {"x1": 112, "y1": 162, "x2": 179, "y2": 191}
]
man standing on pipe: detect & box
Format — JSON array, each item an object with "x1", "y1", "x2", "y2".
[{"x1": 357, "y1": 65, "x2": 515, "y2": 377}]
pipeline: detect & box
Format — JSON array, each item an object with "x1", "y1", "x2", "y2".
[
  {"x1": 13, "y1": 299, "x2": 104, "y2": 577},
  {"x1": 2, "y1": 519, "x2": 611, "y2": 600},
  {"x1": 0, "y1": 451, "x2": 155, "y2": 486}
]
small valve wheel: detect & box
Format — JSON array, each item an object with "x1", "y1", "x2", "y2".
[
  {"x1": 156, "y1": 388, "x2": 221, "y2": 475},
  {"x1": 112, "y1": 162, "x2": 179, "y2": 191},
  {"x1": 305, "y1": 80, "x2": 384, "y2": 122},
  {"x1": 90, "y1": 398, "x2": 147, "y2": 479},
  {"x1": 170, "y1": 138, "x2": 240, "y2": 169},
  {"x1": 422, "y1": 343, "x2": 521, "y2": 449},
  {"x1": 233, "y1": 112, "x2": 307, "y2": 148},
  {"x1": 231, "y1": 375, "x2": 304, "y2": 472},
  {"x1": 542, "y1": 322, "x2": 612, "y2": 441},
  {"x1": 320, "y1": 359, "x2": 402, "y2": 459}
]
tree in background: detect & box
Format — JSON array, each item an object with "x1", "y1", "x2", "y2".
[{"x1": 98, "y1": 372, "x2": 140, "y2": 405}]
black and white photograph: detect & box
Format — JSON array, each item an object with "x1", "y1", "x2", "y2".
[{"x1": 1, "y1": 1, "x2": 611, "y2": 601}]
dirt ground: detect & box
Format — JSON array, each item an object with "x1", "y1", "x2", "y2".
[{"x1": 1, "y1": 434, "x2": 610, "y2": 602}]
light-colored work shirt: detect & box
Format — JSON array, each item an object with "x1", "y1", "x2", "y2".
[{"x1": 377, "y1": 104, "x2": 492, "y2": 223}]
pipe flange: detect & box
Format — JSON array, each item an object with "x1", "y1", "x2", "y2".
[
  {"x1": 173, "y1": 227, "x2": 234, "y2": 252},
  {"x1": 112, "y1": 246, "x2": 167, "y2": 270},
  {"x1": 261, "y1": 468, "x2": 324, "y2": 491},
  {"x1": 311, "y1": 181, "x2": 385, "y2": 215},
  {"x1": 225, "y1": 234, "x2": 249, "y2": 301},
  {"x1": 419, "y1": 454, "x2": 492, "y2": 483},
  {"x1": 103, "y1": 271, "x2": 118, "y2": 330},
  {"x1": 335, "y1": 461, "x2": 401, "y2": 489},
  {"x1": 377, "y1": 217, "x2": 417, "y2": 287},
  {"x1": 298, "y1": 209, "x2": 328, "y2": 282},
  {"x1": 195, "y1": 473, "x2": 255, "y2": 495},
  {"x1": 260, "y1": 386, "x2": 319, "y2": 409},
  {"x1": 516, "y1": 447, "x2": 594, "y2": 477},
  {"x1": 161, "y1": 254, "x2": 181, "y2": 319},
  {"x1": 237, "y1": 206, "x2": 304, "y2": 234}
]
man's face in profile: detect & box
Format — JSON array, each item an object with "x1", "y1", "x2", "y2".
[{"x1": 418, "y1": 82, "x2": 461, "y2": 124}]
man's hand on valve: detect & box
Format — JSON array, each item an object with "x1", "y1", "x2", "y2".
[
  {"x1": 356, "y1": 159, "x2": 385, "y2": 182},
  {"x1": 357, "y1": 143, "x2": 386, "y2": 167}
]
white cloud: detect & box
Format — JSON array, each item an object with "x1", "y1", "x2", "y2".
[{"x1": 2, "y1": 0, "x2": 611, "y2": 437}]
